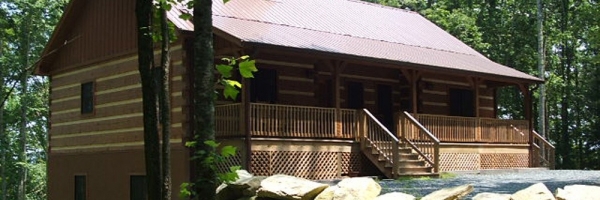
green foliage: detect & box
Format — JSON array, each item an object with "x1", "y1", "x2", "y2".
[{"x1": 217, "y1": 56, "x2": 257, "y2": 100}]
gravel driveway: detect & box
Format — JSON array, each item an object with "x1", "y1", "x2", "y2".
[{"x1": 378, "y1": 169, "x2": 600, "y2": 199}]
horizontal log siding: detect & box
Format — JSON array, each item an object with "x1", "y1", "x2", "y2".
[
  {"x1": 49, "y1": 46, "x2": 185, "y2": 153},
  {"x1": 419, "y1": 74, "x2": 495, "y2": 118},
  {"x1": 340, "y1": 64, "x2": 402, "y2": 116},
  {"x1": 50, "y1": 0, "x2": 137, "y2": 73},
  {"x1": 256, "y1": 61, "x2": 317, "y2": 106}
]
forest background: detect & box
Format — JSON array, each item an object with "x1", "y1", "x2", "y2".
[{"x1": 0, "y1": 0, "x2": 598, "y2": 199}]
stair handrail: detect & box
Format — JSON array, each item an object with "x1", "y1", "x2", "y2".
[
  {"x1": 399, "y1": 111, "x2": 440, "y2": 173},
  {"x1": 361, "y1": 109, "x2": 400, "y2": 176},
  {"x1": 532, "y1": 130, "x2": 555, "y2": 169}
]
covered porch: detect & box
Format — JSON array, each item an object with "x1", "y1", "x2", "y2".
[
  {"x1": 215, "y1": 102, "x2": 555, "y2": 178},
  {"x1": 216, "y1": 103, "x2": 530, "y2": 144}
]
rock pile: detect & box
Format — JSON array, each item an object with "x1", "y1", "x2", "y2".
[{"x1": 216, "y1": 170, "x2": 600, "y2": 200}]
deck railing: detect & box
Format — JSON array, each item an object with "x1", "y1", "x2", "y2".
[
  {"x1": 398, "y1": 112, "x2": 440, "y2": 173},
  {"x1": 412, "y1": 114, "x2": 529, "y2": 144},
  {"x1": 533, "y1": 131, "x2": 555, "y2": 169},
  {"x1": 248, "y1": 103, "x2": 356, "y2": 139},
  {"x1": 360, "y1": 109, "x2": 400, "y2": 177},
  {"x1": 215, "y1": 103, "x2": 243, "y2": 137}
]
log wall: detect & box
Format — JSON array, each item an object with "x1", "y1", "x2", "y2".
[{"x1": 49, "y1": 45, "x2": 186, "y2": 154}]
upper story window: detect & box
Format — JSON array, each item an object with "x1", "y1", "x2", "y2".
[{"x1": 81, "y1": 82, "x2": 95, "y2": 114}]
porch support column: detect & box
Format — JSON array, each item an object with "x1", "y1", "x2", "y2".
[
  {"x1": 519, "y1": 83, "x2": 534, "y2": 166},
  {"x1": 240, "y1": 49, "x2": 256, "y2": 172},
  {"x1": 470, "y1": 77, "x2": 482, "y2": 141},
  {"x1": 241, "y1": 77, "x2": 251, "y2": 172},
  {"x1": 332, "y1": 60, "x2": 346, "y2": 138},
  {"x1": 402, "y1": 69, "x2": 421, "y2": 114}
]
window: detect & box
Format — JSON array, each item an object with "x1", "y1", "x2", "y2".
[
  {"x1": 74, "y1": 175, "x2": 86, "y2": 200},
  {"x1": 130, "y1": 175, "x2": 147, "y2": 200},
  {"x1": 449, "y1": 88, "x2": 475, "y2": 117},
  {"x1": 250, "y1": 68, "x2": 277, "y2": 103},
  {"x1": 347, "y1": 82, "x2": 364, "y2": 109},
  {"x1": 81, "y1": 82, "x2": 95, "y2": 114}
]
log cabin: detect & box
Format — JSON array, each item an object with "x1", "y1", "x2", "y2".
[{"x1": 35, "y1": 0, "x2": 555, "y2": 199}]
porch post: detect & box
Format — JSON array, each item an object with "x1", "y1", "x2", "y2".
[
  {"x1": 519, "y1": 84, "x2": 534, "y2": 166},
  {"x1": 410, "y1": 70, "x2": 420, "y2": 114},
  {"x1": 242, "y1": 77, "x2": 252, "y2": 172},
  {"x1": 333, "y1": 61, "x2": 346, "y2": 137},
  {"x1": 473, "y1": 78, "x2": 482, "y2": 141}
]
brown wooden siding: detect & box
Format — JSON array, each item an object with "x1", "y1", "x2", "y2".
[
  {"x1": 49, "y1": 45, "x2": 186, "y2": 153},
  {"x1": 50, "y1": 0, "x2": 138, "y2": 73}
]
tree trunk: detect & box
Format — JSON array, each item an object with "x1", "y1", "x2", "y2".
[
  {"x1": 192, "y1": 0, "x2": 217, "y2": 199},
  {"x1": 536, "y1": 0, "x2": 546, "y2": 138},
  {"x1": 0, "y1": 37, "x2": 6, "y2": 200},
  {"x1": 18, "y1": 73, "x2": 27, "y2": 200},
  {"x1": 157, "y1": 3, "x2": 172, "y2": 200},
  {"x1": 135, "y1": 0, "x2": 162, "y2": 199}
]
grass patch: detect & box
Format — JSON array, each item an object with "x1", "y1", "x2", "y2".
[{"x1": 439, "y1": 172, "x2": 457, "y2": 179}]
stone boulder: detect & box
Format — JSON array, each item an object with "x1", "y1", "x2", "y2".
[
  {"x1": 314, "y1": 185, "x2": 338, "y2": 200},
  {"x1": 314, "y1": 177, "x2": 381, "y2": 200},
  {"x1": 421, "y1": 184, "x2": 473, "y2": 200},
  {"x1": 472, "y1": 192, "x2": 511, "y2": 200},
  {"x1": 555, "y1": 185, "x2": 600, "y2": 200},
  {"x1": 510, "y1": 183, "x2": 555, "y2": 200},
  {"x1": 334, "y1": 177, "x2": 381, "y2": 200},
  {"x1": 216, "y1": 170, "x2": 267, "y2": 200},
  {"x1": 256, "y1": 174, "x2": 329, "y2": 200},
  {"x1": 376, "y1": 192, "x2": 416, "y2": 200}
]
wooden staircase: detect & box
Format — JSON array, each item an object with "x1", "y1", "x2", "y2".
[
  {"x1": 361, "y1": 138, "x2": 438, "y2": 178},
  {"x1": 359, "y1": 109, "x2": 439, "y2": 179}
]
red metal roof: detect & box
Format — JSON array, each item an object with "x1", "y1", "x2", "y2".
[{"x1": 168, "y1": 0, "x2": 542, "y2": 83}]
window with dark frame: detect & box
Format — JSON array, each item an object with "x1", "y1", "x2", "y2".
[
  {"x1": 449, "y1": 88, "x2": 475, "y2": 117},
  {"x1": 81, "y1": 82, "x2": 94, "y2": 114},
  {"x1": 130, "y1": 175, "x2": 147, "y2": 200},
  {"x1": 74, "y1": 175, "x2": 86, "y2": 200}
]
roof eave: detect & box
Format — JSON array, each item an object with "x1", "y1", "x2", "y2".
[{"x1": 243, "y1": 41, "x2": 544, "y2": 85}]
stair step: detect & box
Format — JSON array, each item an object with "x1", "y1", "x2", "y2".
[
  {"x1": 397, "y1": 160, "x2": 426, "y2": 167},
  {"x1": 399, "y1": 153, "x2": 419, "y2": 160},
  {"x1": 397, "y1": 173, "x2": 440, "y2": 178},
  {"x1": 398, "y1": 166, "x2": 433, "y2": 174}
]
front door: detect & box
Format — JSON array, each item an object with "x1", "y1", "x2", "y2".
[{"x1": 377, "y1": 84, "x2": 394, "y2": 130}]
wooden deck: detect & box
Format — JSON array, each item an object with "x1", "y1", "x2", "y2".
[
  {"x1": 217, "y1": 103, "x2": 530, "y2": 144},
  {"x1": 215, "y1": 103, "x2": 555, "y2": 178}
]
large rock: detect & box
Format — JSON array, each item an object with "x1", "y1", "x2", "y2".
[
  {"x1": 555, "y1": 185, "x2": 600, "y2": 200},
  {"x1": 421, "y1": 184, "x2": 473, "y2": 200},
  {"x1": 472, "y1": 192, "x2": 511, "y2": 200},
  {"x1": 376, "y1": 192, "x2": 416, "y2": 200},
  {"x1": 333, "y1": 177, "x2": 382, "y2": 200},
  {"x1": 510, "y1": 183, "x2": 555, "y2": 200},
  {"x1": 256, "y1": 174, "x2": 329, "y2": 200},
  {"x1": 217, "y1": 170, "x2": 266, "y2": 200},
  {"x1": 314, "y1": 185, "x2": 338, "y2": 200}
]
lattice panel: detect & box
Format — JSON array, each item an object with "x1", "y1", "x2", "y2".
[
  {"x1": 216, "y1": 152, "x2": 243, "y2": 174},
  {"x1": 251, "y1": 151, "x2": 341, "y2": 180},
  {"x1": 340, "y1": 152, "x2": 351, "y2": 174},
  {"x1": 481, "y1": 153, "x2": 529, "y2": 169},
  {"x1": 440, "y1": 153, "x2": 480, "y2": 171},
  {"x1": 251, "y1": 151, "x2": 273, "y2": 176}
]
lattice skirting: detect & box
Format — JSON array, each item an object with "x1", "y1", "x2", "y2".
[
  {"x1": 248, "y1": 151, "x2": 381, "y2": 180},
  {"x1": 440, "y1": 153, "x2": 529, "y2": 171},
  {"x1": 481, "y1": 153, "x2": 529, "y2": 169},
  {"x1": 440, "y1": 153, "x2": 480, "y2": 171},
  {"x1": 216, "y1": 152, "x2": 243, "y2": 174}
]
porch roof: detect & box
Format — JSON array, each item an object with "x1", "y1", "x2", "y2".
[{"x1": 169, "y1": 0, "x2": 542, "y2": 83}]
